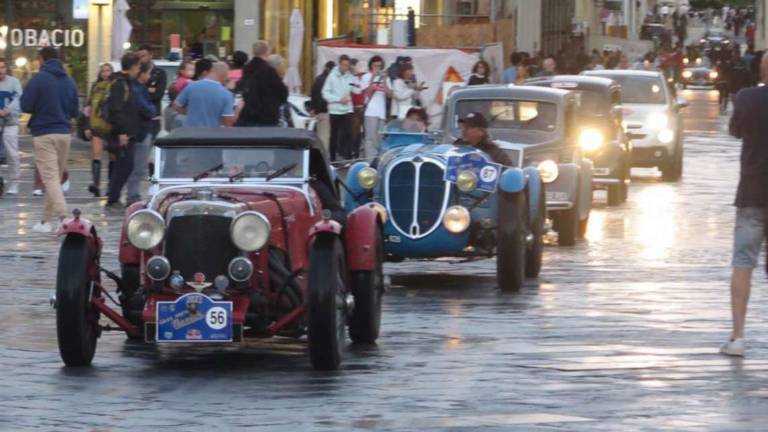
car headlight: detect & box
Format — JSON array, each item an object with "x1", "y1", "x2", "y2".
[
  {"x1": 682, "y1": 70, "x2": 693, "y2": 79},
  {"x1": 357, "y1": 167, "x2": 379, "y2": 189},
  {"x1": 695, "y1": 58, "x2": 703, "y2": 65},
  {"x1": 647, "y1": 111, "x2": 668, "y2": 129},
  {"x1": 709, "y1": 70, "x2": 718, "y2": 79},
  {"x1": 443, "y1": 206, "x2": 471, "y2": 234},
  {"x1": 683, "y1": 58, "x2": 689, "y2": 65},
  {"x1": 578, "y1": 128, "x2": 604, "y2": 153},
  {"x1": 658, "y1": 128, "x2": 675, "y2": 144},
  {"x1": 126, "y1": 210, "x2": 165, "y2": 250},
  {"x1": 456, "y1": 170, "x2": 478, "y2": 192},
  {"x1": 230, "y1": 211, "x2": 271, "y2": 252},
  {"x1": 537, "y1": 160, "x2": 559, "y2": 184}
]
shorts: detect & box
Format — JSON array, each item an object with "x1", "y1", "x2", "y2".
[{"x1": 732, "y1": 207, "x2": 766, "y2": 268}]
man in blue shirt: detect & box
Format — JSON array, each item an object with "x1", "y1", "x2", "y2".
[
  {"x1": 502, "y1": 52, "x2": 523, "y2": 84},
  {"x1": 174, "y1": 61, "x2": 235, "y2": 127}
]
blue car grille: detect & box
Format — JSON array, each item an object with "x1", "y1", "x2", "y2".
[{"x1": 387, "y1": 159, "x2": 447, "y2": 238}]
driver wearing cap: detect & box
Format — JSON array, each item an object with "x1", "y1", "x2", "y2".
[{"x1": 455, "y1": 112, "x2": 512, "y2": 166}]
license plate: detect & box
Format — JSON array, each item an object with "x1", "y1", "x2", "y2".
[
  {"x1": 546, "y1": 191, "x2": 570, "y2": 202},
  {"x1": 593, "y1": 168, "x2": 610, "y2": 176},
  {"x1": 156, "y1": 293, "x2": 233, "y2": 342}
]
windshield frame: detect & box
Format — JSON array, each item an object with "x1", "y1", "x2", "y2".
[
  {"x1": 586, "y1": 73, "x2": 669, "y2": 105},
  {"x1": 153, "y1": 145, "x2": 310, "y2": 185}
]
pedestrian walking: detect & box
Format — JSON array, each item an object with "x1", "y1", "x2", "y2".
[
  {"x1": 20, "y1": 47, "x2": 78, "y2": 233},
  {"x1": 321, "y1": 55, "x2": 361, "y2": 161},
  {"x1": 468, "y1": 60, "x2": 491, "y2": 85},
  {"x1": 83, "y1": 62, "x2": 114, "y2": 197},
  {"x1": 0, "y1": 57, "x2": 23, "y2": 196},
  {"x1": 359, "y1": 56, "x2": 390, "y2": 158},
  {"x1": 721, "y1": 52, "x2": 768, "y2": 357},
  {"x1": 137, "y1": 45, "x2": 166, "y2": 138},
  {"x1": 126, "y1": 62, "x2": 159, "y2": 205},
  {"x1": 310, "y1": 61, "x2": 335, "y2": 155},
  {"x1": 174, "y1": 61, "x2": 235, "y2": 128},
  {"x1": 104, "y1": 52, "x2": 143, "y2": 209},
  {"x1": 235, "y1": 41, "x2": 288, "y2": 127}
]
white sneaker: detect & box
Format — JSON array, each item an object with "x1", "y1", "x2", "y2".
[
  {"x1": 62, "y1": 179, "x2": 70, "y2": 193},
  {"x1": 5, "y1": 182, "x2": 18, "y2": 195},
  {"x1": 32, "y1": 222, "x2": 53, "y2": 234},
  {"x1": 32, "y1": 189, "x2": 43, "y2": 196},
  {"x1": 720, "y1": 338, "x2": 745, "y2": 357}
]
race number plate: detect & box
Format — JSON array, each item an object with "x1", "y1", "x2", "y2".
[
  {"x1": 445, "y1": 153, "x2": 502, "y2": 192},
  {"x1": 156, "y1": 293, "x2": 233, "y2": 342}
]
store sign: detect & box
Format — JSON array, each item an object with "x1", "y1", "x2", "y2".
[{"x1": 0, "y1": 26, "x2": 86, "y2": 49}]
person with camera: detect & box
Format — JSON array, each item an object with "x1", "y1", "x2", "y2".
[
  {"x1": 321, "y1": 55, "x2": 361, "y2": 161},
  {"x1": 390, "y1": 63, "x2": 425, "y2": 120},
  {"x1": 359, "y1": 56, "x2": 390, "y2": 158}
]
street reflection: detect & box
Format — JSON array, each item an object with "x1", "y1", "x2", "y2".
[
  {"x1": 632, "y1": 185, "x2": 676, "y2": 261},
  {"x1": 585, "y1": 209, "x2": 606, "y2": 242}
]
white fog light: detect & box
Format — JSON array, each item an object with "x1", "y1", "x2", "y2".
[
  {"x1": 658, "y1": 128, "x2": 675, "y2": 144},
  {"x1": 578, "y1": 128, "x2": 604, "y2": 153},
  {"x1": 146, "y1": 256, "x2": 171, "y2": 281},
  {"x1": 228, "y1": 257, "x2": 253, "y2": 282},
  {"x1": 537, "y1": 160, "x2": 559, "y2": 184},
  {"x1": 230, "y1": 211, "x2": 270, "y2": 252},
  {"x1": 682, "y1": 70, "x2": 692, "y2": 79},
  {"x1": 126, "y1": 210, "x2": 165, "y2": 250},
  {"x1": 443, "y1": 206, "x2": 471, "y2": 234}
]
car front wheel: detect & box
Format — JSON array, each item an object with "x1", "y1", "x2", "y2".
[
  {"x1": 662, "y1": 139, "x2": 683, "y2": 182},
  {"x1": 348, "y1": 228, "x2": 384, "y2": 344},
  {"x1": 56, "y1": 234, "x2": 99, "y2": 367},
  {"x1": 497, "y1": 191, "x2": 527, "y2": 291},
  {"x1": 307, "y1": 233, "x2": 347, "y2": 370},
  {"x1": 525, "y1": 187, "x2": 545, "y2": 278}
]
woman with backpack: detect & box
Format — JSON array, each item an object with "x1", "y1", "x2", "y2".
[{"x1": 83, "y1": 62, "x2": 114, "y2": 197}]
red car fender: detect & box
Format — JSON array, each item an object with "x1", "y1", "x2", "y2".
[
  {"x1": 345, "y1": 204, "x2": 382, "y2": 272},
  {"x1": 57, "y1": 209, "x2": 95, "y2": 239},
  {"x1": 119, "y1": 202, "x2": 147, "y2": 266},
  {"x1": 306, "y1": 219, "x2": 343, "y2": 255}
]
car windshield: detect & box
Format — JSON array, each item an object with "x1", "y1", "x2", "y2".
[
  {"x1": 589, "y1": 74, "x2": 667, "y2": 104},
  {"x1": 454, "y1": 99, "x2": 557, "y2": 132},
  {"x1": 159, "y1": 146, "x2": 305, "y2": 180},
  {"x1": 571, "y1": 90, "x2": 609, "y2": 118}
]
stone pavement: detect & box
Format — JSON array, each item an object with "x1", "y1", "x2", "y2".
[{"x1": 1, "y1": 89, "x2": 767, "y2": 431}]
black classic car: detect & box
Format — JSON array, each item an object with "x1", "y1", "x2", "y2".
[{"x1": 527, "y1": 75, "x2": 631, "y2": 206}]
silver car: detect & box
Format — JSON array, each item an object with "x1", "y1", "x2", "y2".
[{"x1": 582, "y1": 70, "x2": 688, "y2": 181}]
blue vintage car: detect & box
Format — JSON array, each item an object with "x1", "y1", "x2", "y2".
[{"x1": 343, "y1": 130, "x2": 545, "y2": 292}]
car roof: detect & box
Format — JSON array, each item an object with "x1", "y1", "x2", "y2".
[
  {"x1": 582, "y1": 69, "x2": 664, "y2": 79},
  {"x1": 448, "y1": 85, "x2": 572, "y2": 103},
  {"x1": 526, "y1": 75, "x2": 617, "y2": 91},
  {"x1": 155, "y1": 127, "x2": 321, "y2": 149}
]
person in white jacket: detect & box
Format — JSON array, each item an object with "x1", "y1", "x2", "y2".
[
  {"x1": 321, "y1": 55, "x2": 360, "y2": 161},
  {"x1": 390, "y1": 63, "x2": 424, "y2": 120},
  {"x1": 359, "y1": 56, "x2": 391, "y2": 158}
]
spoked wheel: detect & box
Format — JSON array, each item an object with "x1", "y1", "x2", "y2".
[
  {"x1": 56, "y1": 234, "x2": 99, "y2": 366},
  {"x1": 307, "y1": 233, "x2": 347, "y2": 370},
  {"x1": 525, "y1": 187, "x2": 544, "y2": 278},
  {"x1": 497, "y1": 191, "x2": 527, "y2": 292},
  {"x1": 349, "y1": 228, "x2": 384, "y2": 344}
]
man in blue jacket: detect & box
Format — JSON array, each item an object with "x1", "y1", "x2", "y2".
[{"x1": 20, "y1": 47, "x2": 79, "y2": 234}]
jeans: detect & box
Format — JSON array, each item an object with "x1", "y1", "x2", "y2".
[
  {"x1": 126, "y1": 135, "x2": 152, "y2": 202},
  {"x1": 363, "y1": 116, "x2": 384, "y2": 159},
  {"x1": 329, "y1": 113, "x2": 352, "y2": 161},
  {"x1": 732, "y1": 207, "x2": 765, "y2": 268},
  {"x1": 32, "y1": 134, "x2": 70, "y2": 222},
  {"x1": 1, "y1": 125, "x2": 19, "y2": 184},
  {"x1": 106, "y1": 139, "x2": 135, "y2": 205}
]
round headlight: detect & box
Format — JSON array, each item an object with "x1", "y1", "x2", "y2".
[
  {"x1": 357, "y1": 167, "x2": 379, "y2": 189},
  {"x1": 228, "y1": 257, "x2": 253, "y2": 282},
  {"x1": 126, "y1": 210, "x2": 165, "y2": 250},
  {"x1": 443, "y1": 206, "x2": 471, "y2": 234},
  {"x1": 456, "y1": 170, "x2": 478, "y2": 192},
  {"x1": 682, "y1": 70, "x2": 692, "y2": 79},
  {"x1": 537, "y1": 160, "x2": 559, "y2": 184},
  {"x1": 647, "y1": 111, "x2": 668, "y2": 129},
  {"x1": 683, "y1": 58, "x2": 689, "y2": 65},
  {"x1": 578, "y1": 128, "x2": 604, "y2": 153},
  {"x1": 658, "y1": 128, "x2": 675, "y2": 144},
  {"x1": 146, "y1": 256, "x2": 171, "y2": 281},
  {"x1": 230, "y1": 211, "x2": 271, "y2": 252},
  {"x1": 709, "y1": 70, "x2": 718, "y2": 80}
]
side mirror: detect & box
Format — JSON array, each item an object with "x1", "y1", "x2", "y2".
[{"x1": 675, "y1": 96, "x2": 689, "y2": 109}]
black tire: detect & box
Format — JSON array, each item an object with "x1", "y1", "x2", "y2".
[
  {"x1": 56, "y1": 234, "x2": 99, "y2": 367},
  {"x1": 349, "y1": 228, "x2": 384, "y2": 344},
  {"x1": 579, "y1": 214, "x2": 590, "y2": 238},
  {"x1": 497, "y1": 191, "x2": 527, "y2": 292},
  {"x1": 307, "y1": 233, "x2": 347, "y2": 370},
  {"x1": 607, "y1": 183, "x2": 622, "y2": 206},
  {"x1": 662, "y1": 140, "x2": 683, "y2": 182},
  {"x1": 555, "y1": 206, "x2": 578, "y2": 246},
  {"x1": 525, "y1": 187, "x2": 544, "y2": 278}
]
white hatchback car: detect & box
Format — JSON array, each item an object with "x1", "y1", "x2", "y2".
[{"x1": 582, "y1": 69, "x2": 688, "y2": 181}]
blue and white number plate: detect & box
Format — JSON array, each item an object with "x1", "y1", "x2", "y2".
[
  {"x1": 156, "y1": 293, "x2": 233, "y2": 343},
  {"x1": 445, "y1": 153, "x2": 502, "y2": 192}
]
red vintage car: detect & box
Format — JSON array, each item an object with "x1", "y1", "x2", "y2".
[{"x1": 53, "y1": 128, "x2": 385, "y2": 370}]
